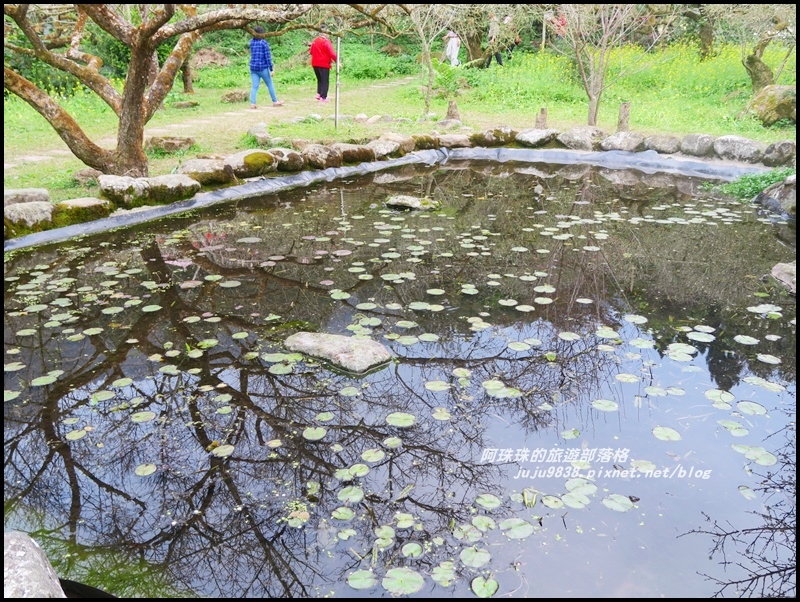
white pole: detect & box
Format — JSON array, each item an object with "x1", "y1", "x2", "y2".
[{"x1": 335, "y1": 35, "x2": 341, "y2": 130}]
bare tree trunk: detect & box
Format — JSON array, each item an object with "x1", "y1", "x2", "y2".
[
  {"x1": 423, "y1": 45, "x2": 434, "y2": 115},
  {"x1": 698, "y1": 21, "x2": 714, "y2": 61},
  {"x1": 587, "y1": 96, "x2": 600, "y2": 127},
  {"x1": 181, "y1": 58, "x2": 194, "y2": 94},
  {"x1": 535, "y1": 107, "x2": 547, "y2": 128},
  {"x1": 465, "y1": 32, "x2": 484, "y2": 63},
  {"x1": 617, "y1": 102, "x2": 630, "y2": 132},
  {"x1": 586, "y1": 68, "x2": 604, "y2": 126},
  {"x1": 684, "y1": 6, "x2": 715, "y2": 61},
  {"x1": 115, "y1": 46, "x2": 154, "y2": 177},
  {"x1": 744, "y1": 35, "x2": 776, "y2": 93}
]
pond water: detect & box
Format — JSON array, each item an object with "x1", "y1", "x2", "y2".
[{"x1": 4, "y1": 157, "x2": 796, "y2": 598}]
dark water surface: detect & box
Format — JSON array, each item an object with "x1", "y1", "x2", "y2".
[{"x1": 4, "y1": 159, "x2": 795, "y2": 598}]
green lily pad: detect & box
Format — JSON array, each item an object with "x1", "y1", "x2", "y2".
[
  {"x1": 453, "y1": 523, "x2": 483, "y2": 543},
  {"x1": 652, "y1": 426, "x2": 681, "y2": 441},
  {"x1": 736, "y1": 401, "x2": 767, "y2": 416},
  {"x1": 471, "y1": 576, "x2": 499, "y2": 598},
  {"x1": 460, "y1": 546, "x2": 491, "y2": 568},
  {"x1": 541, "y1": 495, "x2": 564, "y2": 509},
  {"x1": 602, "y1": 493, "x2": 635, "y2": 512},
  {"x1": 303, "y1": 427, "x2": 327, "y2": 441},
  {"x1": 361, "y1": 448, "x2": 385, "y2": 462},
  {"x1": 338, "y1": 485, "x2": 364, "y2": 504},
  {"x1": 386, "y1": 412, "x2": 416, "y2": 428},
  {"x1": 475, "y1": 493, "x2": 502, "y2": 510},
  {"x1": 382, "y1": 567, "x2": 425, "y2": 595},
  {"x1": 472, "y1": 516, "x2": 497, "y2": 532},
  {"x1": 432, "y1": 407, "x2": 452, "y2": 420},
  {"x1": 31, "y1": 375, "x2": 58, "y2": 387},
  {"x1": 211, "y1": 444, "x2": 235, "y2": 457},
  {"x1": 331, "y1": 506, "x2": 355, "y2": 521},
  {"x1": 65, "y1": 429, "x2": 87, "y2": 441},
  {"x1": 134, "y1": 463, "x2": 157, "y2": 477},
  {"x1": 562, "y1": 491, "x2": 590, "y2": 509},
  {"x1": 383, "y1": 436, "x2": 402, "y2": 448},
  {"x1": 738, "y1": 485, "x2": 757, "y2": 500},
  {"x1": 499, "y1": 517, "x2": 534, "y2": 539},
  {"x1": 348, "y1": 569, "x2": 377, "y2": 590},
  {"x1": 591, "y1": 398, "x2": 618, "y2": 412},
  {"x1": 395, "y1": 512, "x2": 416, "y2": 529},
  {"x1": 401, "y1": 542, "x2": 423, "y2": 558},
  {"x1": 431, "y1": 561, "x2": 456, "y2": 587},
  {"x1": 425, "y1": 380, "x2": 450, "y2": 392},
  {"x1": 131, "y1": 410, "x2": 156, "y2": 423},
  {"x1": 717, "y1": 419, "x2": 748, "y2": 437}
]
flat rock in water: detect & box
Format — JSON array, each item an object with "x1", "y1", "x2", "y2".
[{"x1": 284, "y1": 332, "x2": 392, "y2": 373}]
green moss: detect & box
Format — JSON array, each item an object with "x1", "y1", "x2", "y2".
[
  {"x1": 53, "y1": 201, "x2": 114, "y2": 227},
  {"x1": 242, "y1": 151, "x2": 275, "y2": 173}
]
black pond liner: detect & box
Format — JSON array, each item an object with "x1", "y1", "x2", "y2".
[{"x1": 3, "y1": 147, "x2": 768, "y2": 254}]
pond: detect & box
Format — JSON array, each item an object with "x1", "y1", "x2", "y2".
[{"x1": 4, "y1": 155, "x2": 796, "y2": 598}]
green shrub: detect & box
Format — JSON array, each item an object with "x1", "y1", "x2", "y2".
[{"x1": 704, "y1": 167, "x2": 796, "y2": 201}]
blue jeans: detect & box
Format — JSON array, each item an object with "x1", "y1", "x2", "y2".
[{"x1": 250, "y1": 69, "x2": 277, "y2": 104}]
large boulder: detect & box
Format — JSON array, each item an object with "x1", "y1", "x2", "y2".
[
  {"x1": 411, "y1": 134, "x2": 439, "y2": 150},
  {"x1": 145, "y1": 136, "x2": 195, "y2": 153},
  {"x1": 713, "y1": 135, "x2": 766, "y2": 163},
  {"x1": 379, "y1": 133, "x2": 416, "y2": 155},
  {"x1": 267, "y1": 148, "x2": 306, "y2": 172},
  {"x1": 98, "y1": 174, "x2": 201, "y2": 207},
  {"x1": 753, "y1": 174, "x2": 796, "y2": 220},
  {"x1": 644, "y1": 134, "x2": 681, "y2": 154},
  {"x1": 4, "y1": 188, "x2": 50, "y2": 205},
  {"x1": 600, "y1": 131, "x2": 646, "y2": 152},
  {"x1": 680, "y1": 133, "x2": 717, "y2": 157},
  {"x1": 762, "y1": 140, "x2": 796, "y2": 167},
  {"x1": 224, "y1": 150, "x2": 277, "y2": 178},
  {"x1": 470, "y1": 126, "x2": 517, "y2": 147},
  {"x1": 366, "y1": 138, "x2": 402, "y2": 160},
  {"x1": 302, "y1": 144, "x2": 343, "y2": 169},
  {"x1": 178, "y1": 159, "x2": 235, "y2": 185},
  {"x1": 284, "y1": 332, "x2": 392, "y2": 373},
  {"x1": 770, "y1": 261, "x2": 796, "y2": 295},
  {"x1": 516, "y1": 128, "x2": 560, "y2": 148},
  {"x1": 436, "y1": 134, "x2": 472, "y2": 149},
  {"x1": 557, "y1": 126, "x2": 607, "y2": 151},
  {"x1": 55, "y1": 197, "x2": 113, "y2": 223},
  {"x1": 745, "y1": 85, "x2": 796, "y2": 127},
  {"x1": 330, "y1": 143, "x2": 376, "y2": 164},
  {"x1": 385, "y1": 195, "x2": 442, "y2": 211},
  {"x1": 220, "y1": 90, "x2": 248, "y2": 103},
  {"x1": 4, "y1": 531, "x2": 66, "y2": 598},
  {"x1": 4, "y1": 201, "x2": 54, "y2": 232}
]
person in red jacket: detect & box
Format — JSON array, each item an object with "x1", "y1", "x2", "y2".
[{"x1": 309, "y1": 26, "x2": 337, "y2": 102}]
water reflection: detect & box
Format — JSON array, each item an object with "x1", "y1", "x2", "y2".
[{"x1": 4, "y1": 160, "x2": 795, "y2": 598}]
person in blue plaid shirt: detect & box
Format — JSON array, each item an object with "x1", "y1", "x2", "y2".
[{"x1": 249, "y1": 25, "x2": 284, "y2": 109}]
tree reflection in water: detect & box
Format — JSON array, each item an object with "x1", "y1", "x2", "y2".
[{"x1": 4, "y1": 160, "x2": 795, "y2": 597}]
